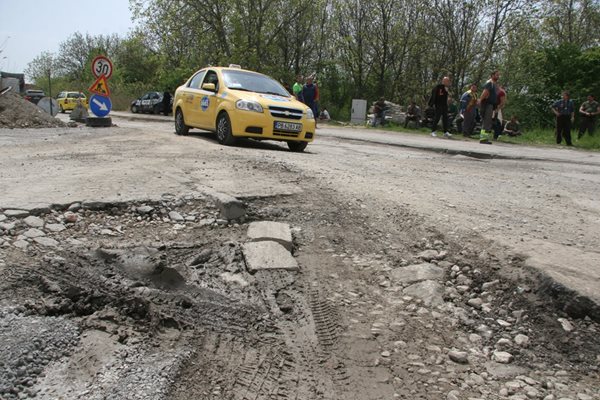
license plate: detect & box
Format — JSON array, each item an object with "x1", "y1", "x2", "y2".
[{"x1": 274, "y1": 121, "x2": 302, "y2": 132}]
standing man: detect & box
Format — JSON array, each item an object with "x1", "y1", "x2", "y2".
[
  {"x1": 429, "y1": 76, "x2": 452, "y2": 138},
  {"x1": 578, "y1": 94, "x2": 599, "y2": 139},
  {"x1": 301, "y1": 76, "x2": 319, "y2": 128},
  {"x1": 293, "y1": 75, "x2": 303, "y2": 101},
  {"x1": 551, "y1": 91, "x2": 575, "y2": 146},
  {"x1": 460, "y1": 83, "x2": 478, "y2": 137},
  {"x1": 479, "y1": 70, "x2": 500, "y2": 144},
  {"x1": 162, "y1": 89, "x2": 172, "y2": 116}
]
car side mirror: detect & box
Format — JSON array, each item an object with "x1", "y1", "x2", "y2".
[{"x1": 202, "y1": 83, "x2": 216, "y2": 92}]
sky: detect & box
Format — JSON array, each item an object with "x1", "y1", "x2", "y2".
[{"x1": 0, "y1": 0, "x2": 135, "y2": 77}]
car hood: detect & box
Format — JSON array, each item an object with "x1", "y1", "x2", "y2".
[{"x1": 224, "y1": 90, "x2": 307, "y2": 110}]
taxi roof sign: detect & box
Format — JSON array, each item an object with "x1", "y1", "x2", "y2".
[{"x1": 88, "y1": 75, "x2": 111, "y2": 97}]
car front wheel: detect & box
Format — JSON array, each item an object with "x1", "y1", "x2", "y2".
[
  {"x1": 175, "y1": 109, "x2": 189, "y2": 135},
  {"x1": 131, "y1": 105, "x2": 138, "y2": 113},
  {"x1": 216, "y1": 112, "x2": 236, "y2": 145},
  {"x1": 287, "y1": 141, "x2": 308, "y2": 152},
  {"x1": 59, "y1": 105, "x2": 65, "y2": 113}
]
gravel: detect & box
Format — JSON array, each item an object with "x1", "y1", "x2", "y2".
[{"x1": 0, "y1": 310, "x2": 79, "y2": 399}]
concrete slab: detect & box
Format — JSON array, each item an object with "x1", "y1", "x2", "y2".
[
  {"x1": 403, "y1": 280, "x2": 444, "y2": 306},
  {"x1": 210, "y1": 192, "x2": 246, "y2": 220},
  {"x1": 242, "y1": 241, "x2": 299, "y2": 272},
  {"x1": 247, "y1": 221, "x2": 293, "y2": 251},
  {"x1": 391, "y1": 262, "x2": 445, "y2": 284}
]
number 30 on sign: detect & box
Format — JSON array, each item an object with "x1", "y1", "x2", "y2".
[{"x1": 91, "y1": 55, "x2": 113, "y2": 79}]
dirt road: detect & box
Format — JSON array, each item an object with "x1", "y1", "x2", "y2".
[{"x1": 0, "y1": 116, "x2": 599, "y2": 399}]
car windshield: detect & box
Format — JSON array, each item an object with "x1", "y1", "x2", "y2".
[
  {"x1": 222, "y1": 70, "x2": 289, "y2": 97},
  {"x1": 28, "y1": 90, "x2": 44, "y2": 95}
]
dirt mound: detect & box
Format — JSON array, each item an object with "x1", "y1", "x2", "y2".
[{"x1": 0, "y1": 91, "x2": 66, "y2": 129}]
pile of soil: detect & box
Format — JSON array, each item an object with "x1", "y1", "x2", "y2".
[{"x1": 0, "y1": 91, "x2": 66, "y2": 129}]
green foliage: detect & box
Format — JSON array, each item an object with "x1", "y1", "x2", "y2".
[{"x1": 23, "y1": 0, "x2": 600, "y2": 121}]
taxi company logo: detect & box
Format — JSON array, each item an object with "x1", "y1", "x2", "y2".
[
  {"x1": 201, "y1": 96, "x2": 210, "y2": 111},
  {"x1": 284, "y1": 111, "x2": 290, "y2": 116}
]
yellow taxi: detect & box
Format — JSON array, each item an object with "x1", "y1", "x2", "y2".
[
  {"x1": 56, "y1": 91, "x2": 88, "y2": 113},
  {"x1": 173, "y1": 66, "x2": 315, "y2": 152}
]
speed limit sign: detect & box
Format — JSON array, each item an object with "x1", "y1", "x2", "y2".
[{"x1": 91, "y1": 55, "x2": 113, "y2": 79}]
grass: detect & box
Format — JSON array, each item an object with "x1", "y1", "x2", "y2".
[{"x1": 363, "y1": 122, "x2": 600, "y2": 151}]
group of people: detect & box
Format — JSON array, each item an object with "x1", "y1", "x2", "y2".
[
  {"x1": 427, "y1": 72, "x2": 514, "y2": 144},
  {"x1": 290, "y1": 74, "x2": 321, "y2": 126},
  {"x1": 550, "y1": 92, "x2": 599, "y2": 146},
  {"x1": 413, "y1": 71, "x2": 599, "y2": 146}
]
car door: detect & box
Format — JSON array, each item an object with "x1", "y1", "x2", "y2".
[
  {"x1": 195, "y1": 70, "x2": 220, "y2": 129},
  {"x1": 140, "y1": 93, "x2": 152, "y2": 112},
  {"x1": 179, "y1": 70, "x2": 206, "y2": 127}
]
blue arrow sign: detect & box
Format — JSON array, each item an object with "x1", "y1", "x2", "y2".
[{"x1": 90, "y1": 94, "x2": 112, "y2": 117}]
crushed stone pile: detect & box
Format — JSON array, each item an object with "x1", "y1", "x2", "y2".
[
  {"x1": 368, "y1": 100, "x2": 405, "y2": 123},
  {"x1": 0, "y1": 92, "x2": 66, "y2": 129}
]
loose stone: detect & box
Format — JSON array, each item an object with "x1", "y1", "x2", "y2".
[
  {"x1": 557, "y1": 318, "x2": 575, "y2": 332},
  {"x1": 492, "y1": 351, "x2": 514, "y2": 364},
  {"x1": 514, "y1": 334, "x2": 529, "y2": 347},
  {"x1": 23, "y1": 216, "x2": 44, "y2": 228},
  {"x1": 23, "y1": 228, "x2": 45, "y2": 238},
  {"x1": 45, "y1": 223, "x2": 66, "y2": 233},
  {"x1": 448, "y1": 350, "x2": 469, "y2": 364},
  {"x1": 468, "y1": 298, "x2": 483, "y2": 309},
  {"x1": 64, "y1": 212, "x2": 78, "y2": 223},
  {"x1": 168, "y1": 211, "x2": 184, "y2": 221}
]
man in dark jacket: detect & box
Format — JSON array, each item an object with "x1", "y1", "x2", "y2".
[
  {"x1": 301, "y1": 76, "x2": 319, "y2": 127},
  {"x1": 162, "y1": 89, "x2": 172, "y2": 116},
  {"x1": 429, "y1": 76, "x2": 452, "y2": 138}
]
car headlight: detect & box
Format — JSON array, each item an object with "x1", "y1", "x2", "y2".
[
  {"x1": 306, "y1": 108, "x2": 314, "y2": 119},
  {"x1": 236, "y1": 100, "x2": 263, "y2": 113}
]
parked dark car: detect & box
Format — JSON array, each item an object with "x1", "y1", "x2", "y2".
[
  {"x1": 130, "y1": 91, "x2": 172, "y2": 114},
  {"x1": 24, "y1": 89, "x2": 45, "y2": 105}
]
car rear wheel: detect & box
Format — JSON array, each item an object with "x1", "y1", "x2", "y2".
[
  {"x1": 175, "y1": 109, "x2": 189, "y2": 135},
  {"x1": 287, "y1": 141, "x2": 308, "y2": 152},
  {"x1": 153, "y1": 105, "x2": 161, "y2": 115},
  {"x1": 59, "y1": 105, "x2": 65, "y2": 113},
  {"x1": 131, "y1": 105, "x2": 138, "y2": 113},
  {"x1": 216, "y1": 112, "x2": 236, "y2": 145}
]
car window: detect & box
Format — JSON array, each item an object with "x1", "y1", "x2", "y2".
[
  {"x1": 152, "y1": 93, "x2": 160, "y2": 99},
  {"x1": 57, "y1": 93, "x2": 65, "y2": 99},
  {"x1": 188, "y1": 71, "x2": 206, "y2": 89},
  {"x1": 142, "y1": 93, "x2": 150, "y2": 100},
  {"x1": 222, "y1": 70, "x2": 288, "y2": 97},
  {"x1": 202, "y1": 70, "x2": 219, "y2": 91}
]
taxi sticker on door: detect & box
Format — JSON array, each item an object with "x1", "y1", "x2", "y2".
[{"x1": 201, "y1": 96, "x2": 210, "y2": 111}]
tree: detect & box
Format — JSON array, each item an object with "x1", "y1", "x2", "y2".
[
  {"x1": 55, "y1": 32, "x2": 121, "y2": 87},
  {"x1": 25, "y1": 52, "x2": 57, "y2": 84},
  {"x1": 541, "y1": 0, "x2": 600, "y2": 49}
]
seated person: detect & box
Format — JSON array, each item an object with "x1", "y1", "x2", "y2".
[
  {"x1": 372, "y1": 97, "x2": 388, "y2": 126},
  {"x1": 319, "y1": 108, "x2": 331, "y2": 120},
  {"x1": 404, "y1": 101, "x2": 421, "y2": 128},
  {"x1": 503, "y1": 115, "x2": 522, "y2": 136},
  {"x1": 422, "y1": 105, "x2": 435, "y2": 128}
]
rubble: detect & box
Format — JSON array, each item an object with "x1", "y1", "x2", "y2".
[{"x1": 0, "y1": 92, "x2": 66, "y2": 128}]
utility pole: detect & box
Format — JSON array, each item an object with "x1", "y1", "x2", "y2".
[{"x1": 47, "y1": 68, "x2": 53, "y2": 116}]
